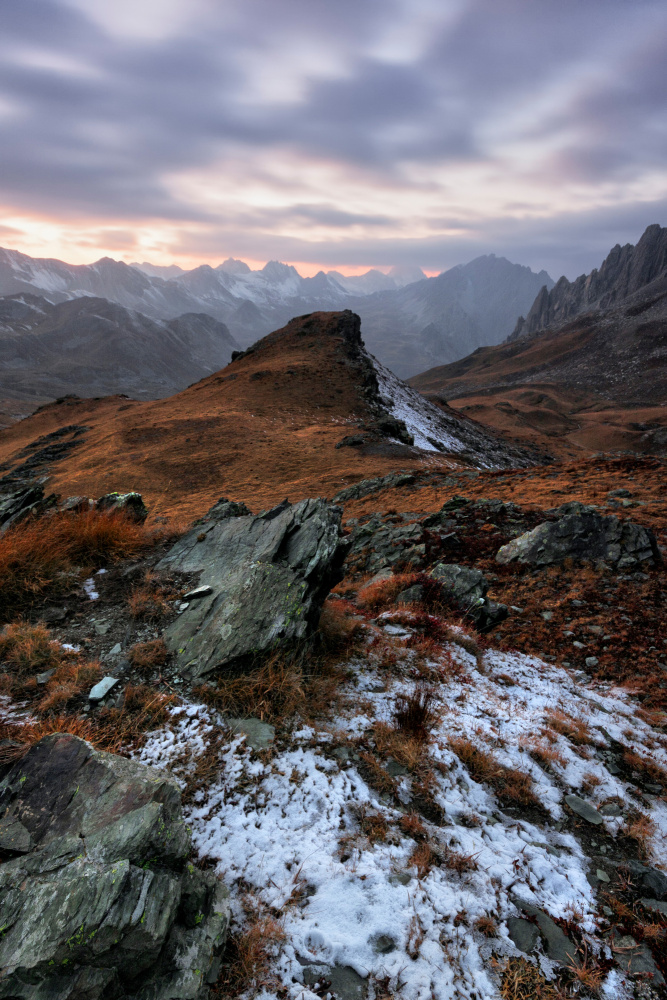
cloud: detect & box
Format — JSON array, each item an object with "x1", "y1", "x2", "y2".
[{"x1": 0, "y1": 0, "x2": 665, "y2": 277}]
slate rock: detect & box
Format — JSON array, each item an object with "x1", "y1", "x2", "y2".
[
  {"x1": 611, "y1": 932, "x2": 664, "y2": 984},
  {"x1": 227, "y1": 718, "x2": 275, "y2": 750},
  {"x1": 303, "y1": 964, "x2": 367, "y2": 1000},
  {"x1": 88, "y1": 676, "x2": 119, "y2": 702},
  {"x1": 642, "y1": 869, "x2": 667, "y2": 901},
  {"x1": 507, "y1": 917, "x2": 539, "y2": 954},
  {"x1": 513, "y1": 899, "x2": 578, "y2": 965},
  {"x1": 333, "y1": 472, "x2": 415, "y2": 504},
  {"x1": 430, "y1": 563, "x2": 508, "y2": 632},
  {"x1": 96, "y1": 491, "x2": 148, "y2": 523},
  {"x1": 564, "y1": 793, "x2": 603, "y2": 825},
  {"x1": 396, "y1": 584, "x2": 424, "y2": 605},
  {"x1": 0, "y1": 733, "x2": 230, "y2": 1000},
  {"x1": 60, "y1": 495, "x2": 93, "y2": 513},
  {"x1": 0, "y1": 483, "x2": 53, "y2": 533},
  {"x1": 346, "y1": 516, "x2": 425, "y2": 575},
  {"x1": 158, "y1": 497, "x2": 347, "y2": 680},
  {"x1": 496, "y1": 510, "x2": 660, "y2": 570},
  {"x1": 640, "y1": 898, "x2": 667, "y2": 917}
]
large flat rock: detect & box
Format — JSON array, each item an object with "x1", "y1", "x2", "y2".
[{"x1": 158, "y1": 497, "x2": 346, "y2": 680}]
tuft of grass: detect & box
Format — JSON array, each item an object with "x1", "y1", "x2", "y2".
[
  {"x1": 317, "y1": 597, "x2": 363, "y2": 656},
  {"x1": 474, "y1": 915, "x2": 497, "y2": 937},
  {"x1": 0, "y1": 715, "x2": 124, "y2": 764},
  {"x1": 195, "y1": 651, "x2": 343, "y2": 726},
  {"x1": 127, "y1": 638, "x2": 169, "y2": 675},
  {"x1": 623, "y1": 748, "x2": 667, "y2": 788},
  {"x1": 544, "y1": 709, "x2": 594, "y2": 747},
  {"x1": 500, "y1": 957, "x2": 562, "y2": 999},
  {"x1": 212, "y1": 897, "x2": 286, "y2": 999},
  {"x1": 357, "y1": 573, "x2": 418, "y2": 611},
  {"x1": 355, "y1": 804, "x2": 390, "y2": 845},
  {"x1": 449, "y1": 736, "x2": 538, "y2": 808},
  {"x1": 522, "y1": 739, "x2": 567, "y2": 771},
  {"x1": 0, "y1": 508, "x2": 152, "y2": 618},
  {"x1": 128, "y1": 576, "x2": 173, "y2": 621},
  {"x1": 0, "y1": 620, "x2": 101, "y2": 709},
  {"x1": 409, "y1": 840, "x2": 436, "y2": 878},
  {"x1": 393, "y1": 685, "x2": 437, "y2": 740},
  {"x1": 0, "y1": 621, "x2": 63, "y2": 678},
  {"x1": 624, "y1": 811, "x2": 656, "y2": 859}
]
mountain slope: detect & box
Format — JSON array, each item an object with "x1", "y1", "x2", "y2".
[
  {"x1": 351, "y1": 255, "x2": 554, "y2": 377},
  {"x1": 0, "y1": 311, "x2": 538, "y2": 524},
  {"x1": 0, "y1": 293, "x2": 240, "y2": 404},
  {"x1": 408, "y1": 268, "x2": 667, "y2": 458}
]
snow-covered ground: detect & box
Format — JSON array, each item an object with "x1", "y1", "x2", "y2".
[{"x1": 137, "y1": 613, "x2": 667, "y2": 1000}]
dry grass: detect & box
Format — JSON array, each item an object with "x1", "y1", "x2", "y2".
[
  {"x1": 212, "y1": 898, "x2": 286, "y2": 999},
  {"x1": 195, "y1": 651, "x2": 344, "y2": 727},
  {"x1": 0, "y1": 508, "x2": 152, "y2": 618},
  {"x1": 127, "y1": 574, "x2": 173, "y2": 621},
  {"x1": 372, "y1": 721, "x2": 425, "y2": 771},
  {"x1": 398, "y1": 812, "x2": 427, "y2": 840},
  {"x1": 355, "y1": 804, "x2": 390, "y2": 845},
  {"x1": 0, "y1": 620, "x2": 101, "y2": 709},
  {"x1": 393, "y1": 685, "x2": 437, "y2": 740},
  {"x1": 357, "y1": 573, "x2": 420, "y2": 611},
  {"x1": 0, "y1": 621, "x2": 63, "y2": 678},
  {"x1": 127, "y1": 638, "x2": 170, "y2": 674},
  {"x1": 440, "y1": 842, "x2": 479, "y2": 874},
  {"x1": 623, "y1": 748, "x2": 667, "y2": 788},
  {"x1": 474, "y1": 915, "x2": 498, "y2": 937},
  {"x1": 0, "y1": 714, "x2": 124, "y2": 763},
  {"x1": 449, "y1": 736, "x2": 538, "y2": 808},
  {"x1": 544, "y1": 709, "x2": 594, "y2": 747},
  {"x1": 500, "y1": 957, "x2": 562, "y2": 1000},
  {"x1": 409, "y1": 840, "x2": 436, "y2": 878},
  {"x1": 317, "y1": 597, "x2": 363, "y2": 655},
  {"x1": 624, "y1": 811, "x2": 656, "y2": 859},
  {"x1": 522, "y1": 739, "x2": 567, "y2": 771}
]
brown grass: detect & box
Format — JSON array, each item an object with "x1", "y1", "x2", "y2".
[
  {"x1": 355, "y1": 804, "x2": 390, "y2": 845},
  {"x1": 0, "y1": 714, "x2": 124, "y2": 763},
  {"x1": 393, "y1": 685, "x2": 437, "y2": 740},
  {"x1": 357, "y1": 573, "x2": 418, "y2": 611},
  {"x1": 398, "y1": 812, "x2": 427, "y2": 840},
  {"x1": 522, "y1": 739, "x2": 567, "y2": 771},
  {"x1": 0, "y1": 508, "x2": 153, "y2": 618},
  {"x1": 449, "y1": 736, "x2": 538, "y2": 807},
  {"x1": 128, "y1": 582, "x2": 172, "y2": 621},
  {"x1": 0, "y1": 620, "x2": 101, "y2": 709},
  {"x1": 372, "y1": 721, "x2": 424, "y2": 771},
  {"x1": 409, "y1": 840, "x2": 436, "y2": 877},
  {"x1": 544, "y1": 709, "x2": 594, "y2": 747},
  {"x1": 212, "y1": 898, "x2": 286, "y2": 999},
  {"x1": 474, "y1": 915, "x2": 497, "y2": 937},
  {"x1": 624, "y1": 812, "x2": 656, "y2": 859},
  {"x1": 317, "y1": 597, "x2": 363, "y2": 655},
  {"x1": 623, "y1": 748, "x2": 667, "y2": 788},
  {"x1": 195, "y1": 652, "x2": 343, "y2": 726},
  {"x1": 500, "y1": 957, "x2": 562, "y2": 1000},
  {"x1": 0, "y1": 620, "x2": 64, "y2": 678},
  {"x1": 127, "y1": 638, "x2": 170, "y2": 674}
]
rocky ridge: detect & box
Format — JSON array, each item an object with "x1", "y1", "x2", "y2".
[{"x1": 511, "y1": 223, "x2": 667, "y2": 341}]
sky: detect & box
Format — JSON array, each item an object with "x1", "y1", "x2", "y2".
[{"x1": 1, "y1": 0, "x2": 666, "y2": 280}]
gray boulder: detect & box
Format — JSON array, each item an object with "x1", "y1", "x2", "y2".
[
  {"x1": 0, "y1": 733, "x2": 230, "y2": 1000},
  {"x1": 496, "y1": 510, "x2": 660, "y2": 570},
  {"x1": 345, "y1": 516, "x2": 425, "y2": 575},
  {"x1": 96, "y1": 491, "x2": 148, "y2": 523},
  {"x1": 157, "y1": 497, "x2": 346, "y2": 680},
  {"x1": 0, "y1": 484, "x2": 57, "y2": 533},
  {"x1": 430, "y1": 563, "x2": 508, "y2": 632}
]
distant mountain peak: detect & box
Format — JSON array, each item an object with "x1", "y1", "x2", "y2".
[
  {"x1": 261, "y1": 260, "x2": 299, "y2": 282},
  {"x1": 217, "y1": 258, "x2": 251, "y2": 275}
]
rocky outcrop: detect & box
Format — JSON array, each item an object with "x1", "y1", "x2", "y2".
[
  {"x1": 511, "y1": 223, "x2": 667, "y2": 340},
  {"x1": 158, "y1": 497, "x2": 347, "y2": 680},
  {"x1": 496, "y1": 508, "x2": 661, "y2": 570},
  {"x1": 0, "y1": 733, "x2": 230, "y2": 1000},
  {"x1": 0, "y1": 483, "x2": 53, "y2": 532},
  {"x1": 430, "y1": 563, "x2": 508, "y2": 631},
  {"x1": 96, "y1": 491, "x2": 148, "y2": 523}
]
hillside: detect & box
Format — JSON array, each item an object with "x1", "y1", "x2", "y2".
[
  {"x1": 0, "y1": 293, "x2": 240, "y2": 413},
  {"x1": 0, "y1": 311, "x2": 538, "y2": 526},
  {"x1": 409, "y1": 267, "x2": 667, "y2": 460}
]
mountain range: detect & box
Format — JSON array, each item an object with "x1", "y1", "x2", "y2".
[
  {"x1": 0, "y1": 294, "x2": 239, "y2": 406},
  {"x1": 409, "y1": 224, "x2": 667, "y2": 458},
  {"x1": 0, "y1": 247, "x2": 551, "y2": 382}
]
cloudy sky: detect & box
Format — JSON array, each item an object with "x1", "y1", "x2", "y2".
[{"x1": 1, "y1": 0, "x2": 666, "y2": 279}]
